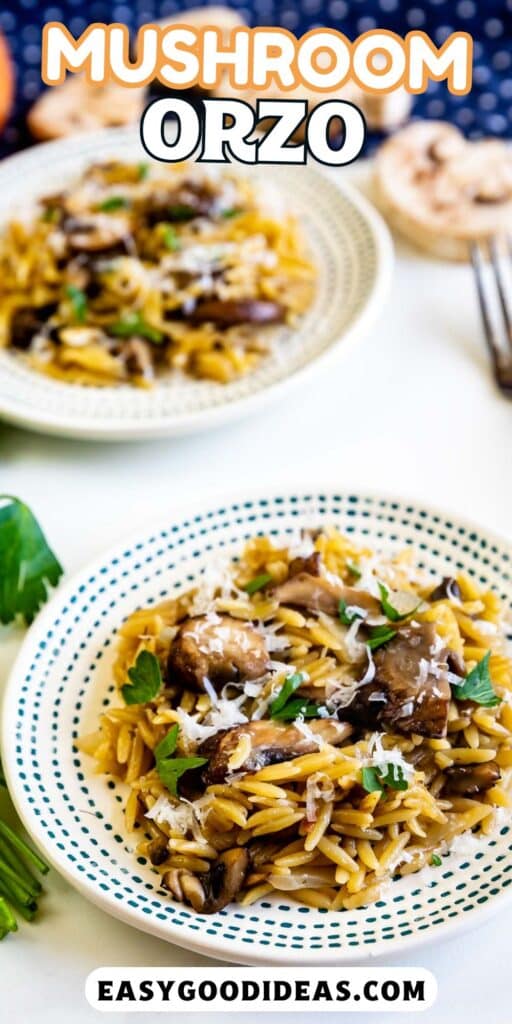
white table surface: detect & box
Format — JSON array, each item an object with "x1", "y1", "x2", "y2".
[{"x1": 1, "y1": 163, "x2": 511, "y2": 1023}]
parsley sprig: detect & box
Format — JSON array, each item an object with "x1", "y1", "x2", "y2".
[
  {"x1": 0, "y1": 497, "x2": 63, "y2": 625},
  {"x1": 366, "y1": 624, "x2": 397, "y2": 651},
  {"x1": 154, "y1": 725, "x2": 207, "y2": 796},
  {"x1": 451, "y1": 652, "x2": 500, "y2": 707},
  {"x1": 122, "y1": 650, "x2": 162, "y2": 705}
]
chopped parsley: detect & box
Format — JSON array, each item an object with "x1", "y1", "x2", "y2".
[
  {"x1": 110, "y1": 312, "x2": 164, "y2": 344},
  {"x1": 65, "y1": 284, "x2": 88, "y2": 323},
  {"x1": 366, "y1": 624, "x2": 397, "y2": 651},
  {"x1": 167, "y1": 204, "x2": 196, "y2": 222},
  {"x1": 346, "y1": 561, "x2": 362, "y2": 580},
  {"x1": 243, "y1": 572, "x2": 273, "y2": 595},
  {"x1": 431, "y1": 853, "x2": 442, "y2": 867},
  {"x1": 122, "y1": 650, "x2": 162, "y2": 705},
  {"x1": 338, "y1": 599, "x2": 364, "y2": 626},
  {"x1": 221, "y1": 207, "x2": 240, "y2": 219},
  {"x1": 269, "y1": 672, "x2": 326, "y2": 721},
  {"x1": 451, "y1": 651, "x2": 500, "y2": 707},
  {"x1": 137, "y1": 162, "x2": 149, "y2": 181},
  {"x1": 97, "y1": 195, "x2": 130, "y2": 212},
  {"x1": 378, "y1": 583, "x2": 420, "y2": 622},
  {"x1": 161, "y1": 225, "x2": 181, "y2": 252},
  {"x1": 0, "y1": 496, "x2": 63, "y2": 624},
  {"x1": 361, "y1": 763, "x2": 409, "y2": 793},
  {"x1": 154, "y1": 724, "x2": 207, "y2": 796}
]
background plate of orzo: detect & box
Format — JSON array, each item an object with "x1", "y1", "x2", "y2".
[
  {"x1": 3, "y1": 491, "x2": 512, "y2": 965},
  {"x1": 0, "y1": 126, "x2": 392, "y2": 441}
]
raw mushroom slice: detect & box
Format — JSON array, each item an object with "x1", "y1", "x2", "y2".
[
  {"x1": 199, "y1": 717, "x2": 353, "y2": 784},
  {"x1": 374, "y1": 120, "x2": 512, "y2": 261},
  {"x1": 27, "y1": 77, "x2": 146, "y2": 141},
  {"x1": 345, "y1": 622, "x2": 451, "y2": 738},
  {"x1": 167, "y1": 613, "x2": 271, "y2": 691}
]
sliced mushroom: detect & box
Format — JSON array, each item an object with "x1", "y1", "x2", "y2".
[
  {"x1": 199, "y1": 718, "x2": 353, "y2": 785},
  {"x1": 429, "y1": 577, "x2": 461, "y2": 602},
  {"x1": 147, "y1": 836, "x2": 169, "y2": 866},
  {"x1": 189, "y1": 299, "x2": 285, "y2": 327},
  {"x1": 144, "y1": 181, "x2": 216, "y2": 226},
  {"x1": 63, "y1": 214, "x2": 130, "y2": 252},
  {"x1": 122, "y1": 337, "x2": 155, "y2": 379},
  {"x1": 443, "y1": 761, "x2": 501, "y2": 797},
  {"x1": 10, "y1": 303, "x2": 57, "y2": 350},
  {"x1": 272, "y1": 556, "x2": 380, "y2": 619},
  {"x1": 163, "y1": 847, "x2": 249, "y2": 914},
  {"x1": 345, "y1": 622, "x2": 451, "y2": 738},
  {"x1": 167, "y1": 614, "x2": 271, "y2": 691}
]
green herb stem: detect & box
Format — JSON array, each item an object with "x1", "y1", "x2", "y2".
[{"x1": 0, "y1": 821, "x2": 48, "y2": 875}]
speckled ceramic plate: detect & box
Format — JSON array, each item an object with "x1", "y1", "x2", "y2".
[
  {"x1": 3, "y1": 491, "x2": 512, "y2": 964},
  {"x1": 0, "y1": 128, "x2": 392, "y2": 441}
]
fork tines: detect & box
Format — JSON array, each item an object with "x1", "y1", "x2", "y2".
[{"x1": 471, "y1": 237, "x2": 512, "y2": 396}]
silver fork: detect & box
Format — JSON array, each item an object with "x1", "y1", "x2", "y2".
[{"x1": 471, "y1": 239, "x2": 512, "y2": 397}]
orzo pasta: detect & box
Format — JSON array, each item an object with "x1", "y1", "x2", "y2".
[
  {"x1": 0, "y1": 160, "x2": 315, "y2": 387},
  {"x1": 78, "y1": 528, "x2": 512, "y2": 914}
]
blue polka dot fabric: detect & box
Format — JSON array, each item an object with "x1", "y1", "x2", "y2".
[{"x1": 1, "y1": 0, "x2": 511, "y2": 154}]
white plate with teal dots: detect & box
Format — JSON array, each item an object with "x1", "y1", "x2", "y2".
[
  {"x1": 3, "y1": 491, "x2": 512, "y2": 965},
  {"x1": 0, "y1": 127, "x2": 392, "y2": 441}
]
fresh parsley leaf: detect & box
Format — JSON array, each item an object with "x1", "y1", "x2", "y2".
[
  {"x1": 65, "y1": 284, "x2": 88, "y2": 323},
  {"x1": 367, "y1": 624, "x2": 397, "y2": 651},
  {"x1": 451, "y1": 652, "x2": 500, "y2": 707},
  {"x1": 154, "y1": 724, "x2": 207, "y2": 796},
  {"x1": 110, "y1": 312, "x2": 164, "y2": 344},
  {"x1": 162, "y1": 225, "x2": 181, "y2": 252},
  {"x1": 122, "y1": 650, "x2": 162, "y2": 705},
  {"x1": 157, "y1": 756, "x2": 208, "y2": 796},
  {"x1": 361, "y1": 766, "x2": 383, "y2": 793},
  {"x1": 137, "y1": 162, "x2": 149, "y2": 181},
  {"x1": 97, "y1": 196, "x2": 130, "y2": 212},
  {"x1": 269, "y1": 673, "x2": 305, "y2": 716},
  {"x1": 221, "y1": 207, "x2": 240, "y2": 219},
  {"x1": 431, "y1": 853, "x2": 442, "y2": 867},
  {"x1": 271, "y1": 697, "x2": 325, "y2": 721},
  {"x1": 338, "y1": 599, "x2": 364, "y2": 626},
  {"x1": 346, "y1": 561, "x2": 361, "y2": 579},
  {"x1": 0, "y1": 497, "x2": 63, "y2": 625},
  {"x1": 154, "y1": 723, "x2": 179, "y2": 760},
  {"x1": 378, "y1": 583, "x2": 420, "y2": 623},
  {"x1": 361, "y1": 762, "x2": 409, "y2": 793},
  {"x1": 244, "y1": 572, "x2": 273, "y2": 595},
  {"x1": 378, "y1": 763, "x2": 408, "y2": 791}
]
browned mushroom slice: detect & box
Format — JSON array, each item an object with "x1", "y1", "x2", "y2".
[
  {"x1": 189, "y1": 299, "x2": 285, "y2": 327},
  {"x1": 272, "y1": 563, "x2": 380, "y2": 619},
  {"x1": 10, "y1": 303, "x2": 57, "y2": 350},
  {"x1": 429, "y1": 577, "x2": 462, "y2": 602},
  {"x1": 199, "y1": 718, "x2": 353, "y2": 785},
  {"x1": 163, "y1": 847, "x2": 249, "y2": 914},
  {"x1": 346, "y1": 622, "x2": 451, "y2": 738},
  {"x1": 63, "y1": 214, "x2": 131, "y2": 252},
  {"x1": 144, "y1": 181, "x2": 216, "y2": 225},
  {"x1": 168, "y1": 614, "x2": 271, "y2": 691},
  {"x1": 443, "y1": 761, "x2": 500, "y2": 797}
]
